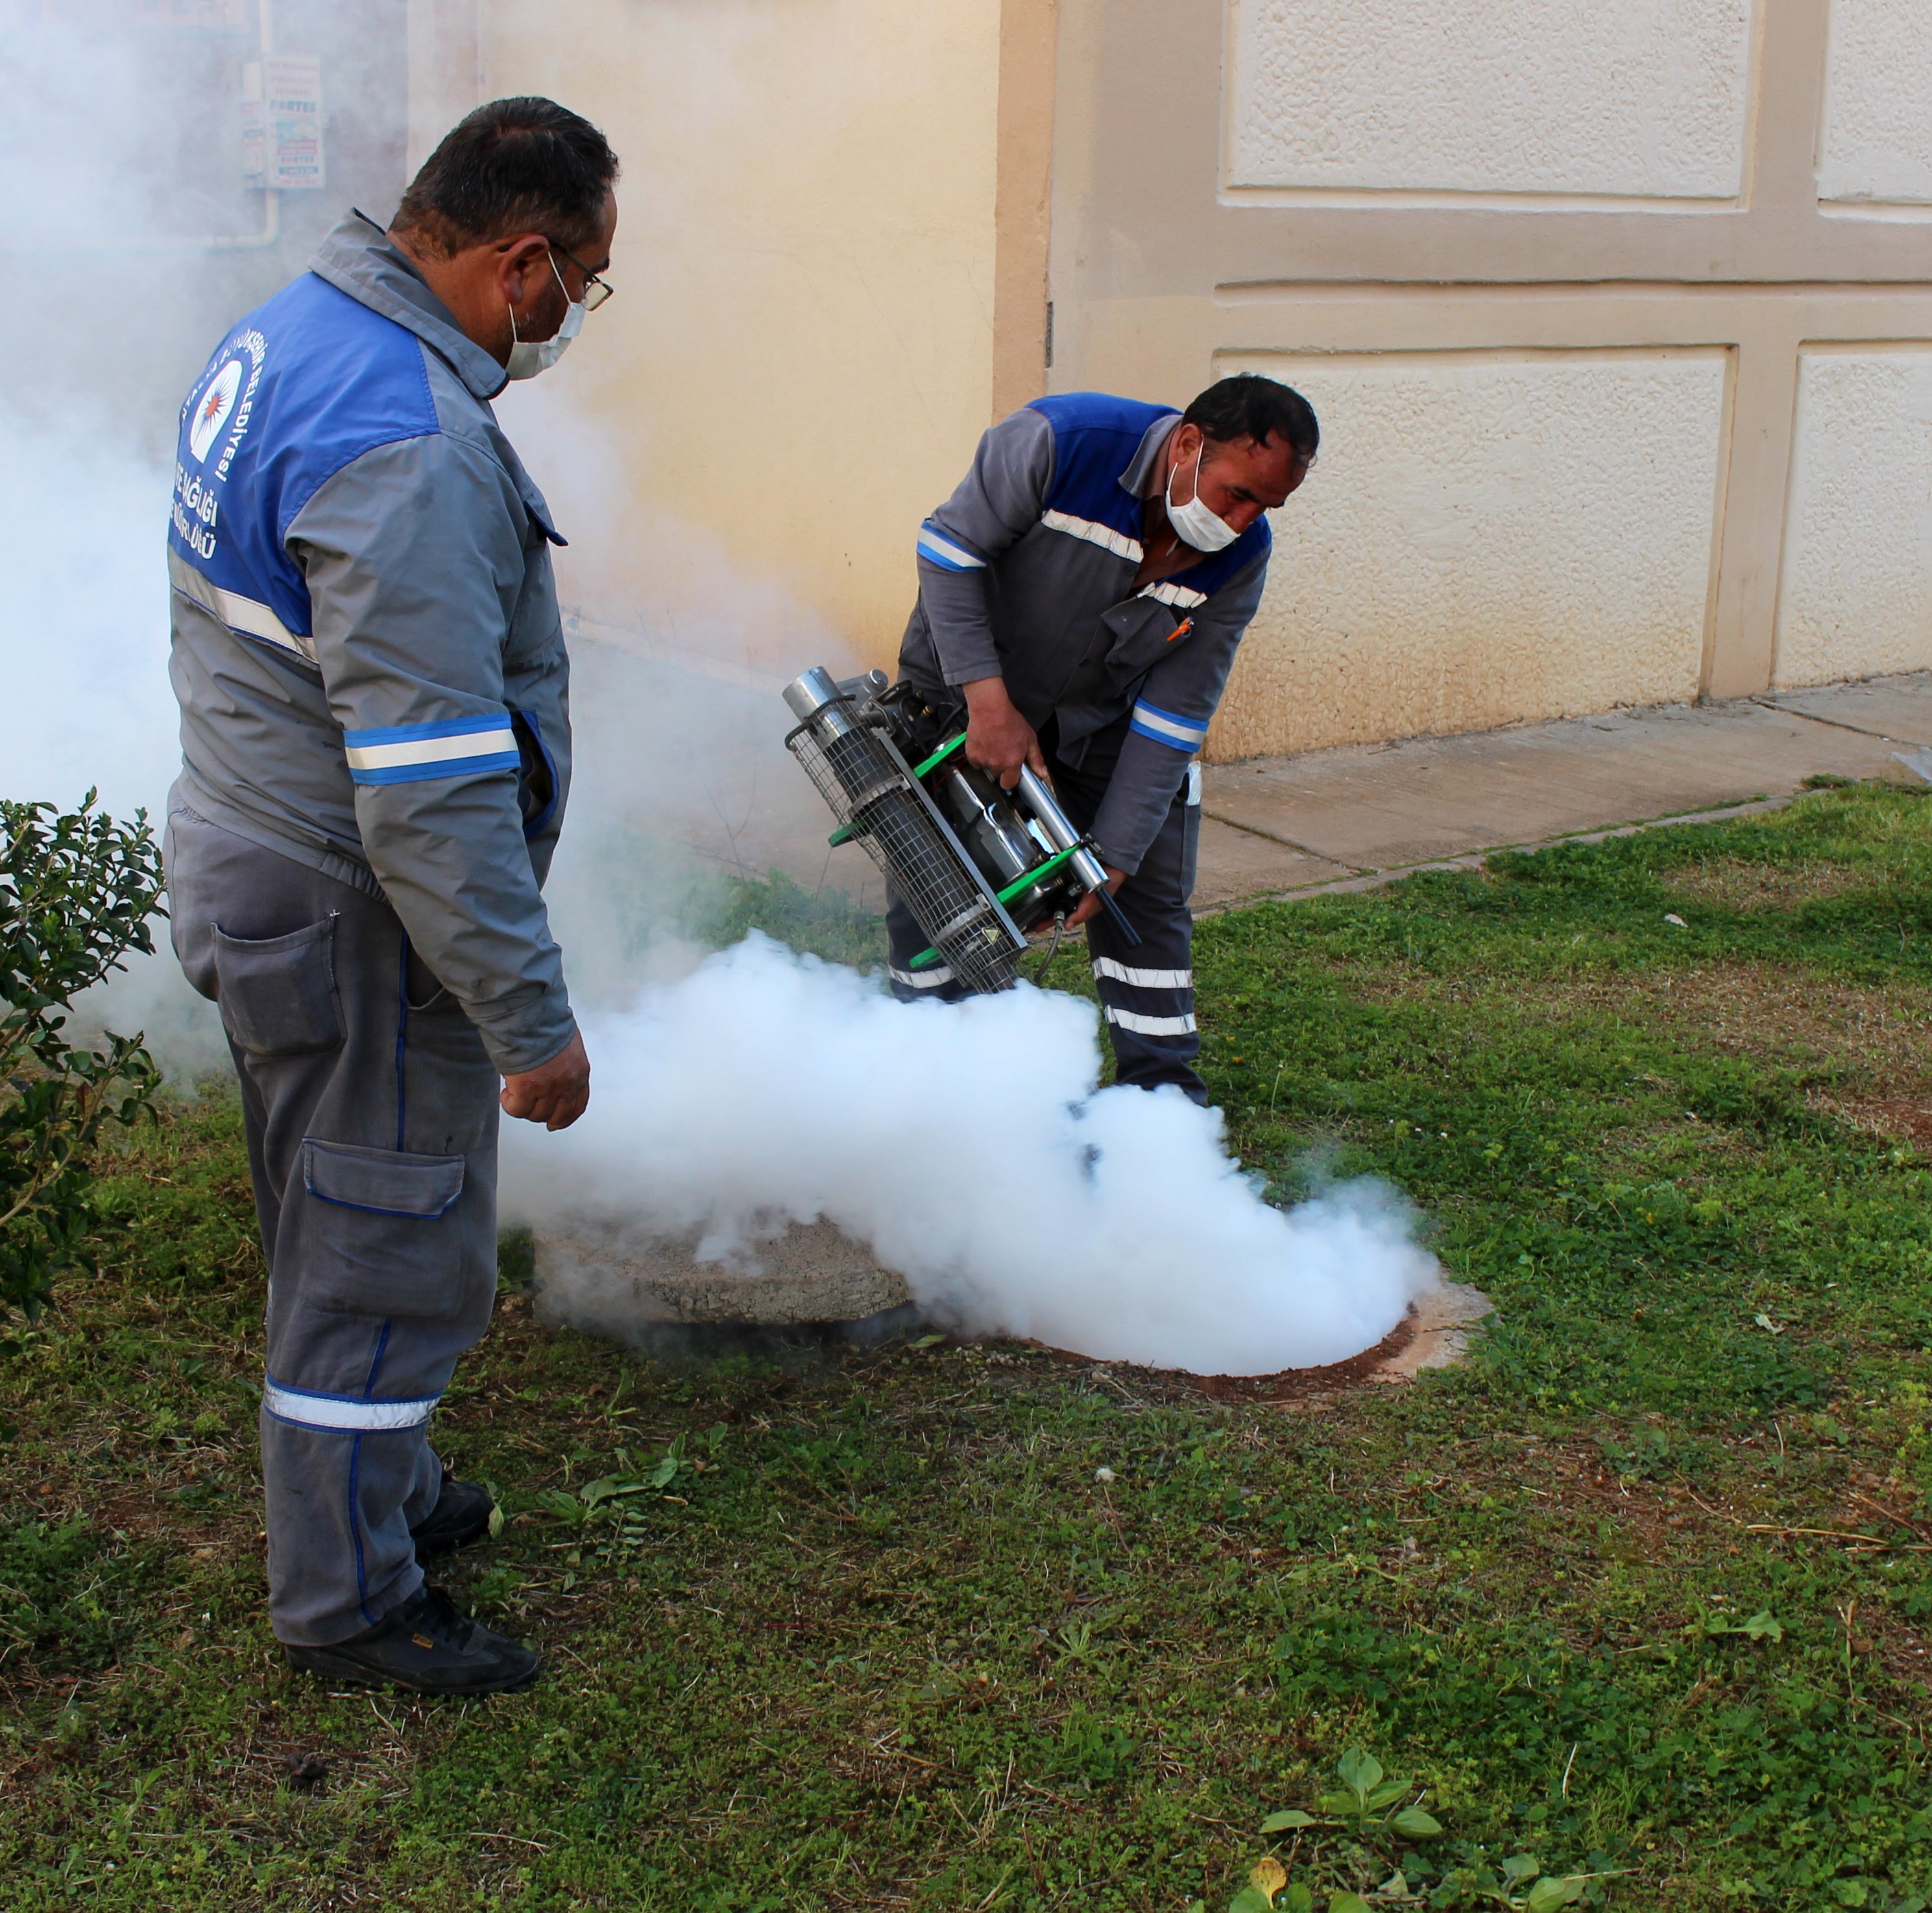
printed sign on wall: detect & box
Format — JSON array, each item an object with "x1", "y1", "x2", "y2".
[{"x1": 241, "y1": 54, "x2": 324, "y2": 191}]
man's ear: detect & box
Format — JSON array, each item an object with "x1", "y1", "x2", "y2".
[{"x1": 494, "y1": 233, "x2": 552, "y2": 305}]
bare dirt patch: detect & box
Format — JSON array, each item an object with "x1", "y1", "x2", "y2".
[
  {"x1": 1814, "y1": 1094, "x2": 1932, "y2": 1155},
  {"x1": 1022, "y1": 1284, "x2": 1490, "y2": 1408},
  {"x1": 1360, "y1": 961, "x2": 1932, "y2": 1098},
  {"x1": 1661, "y1": 860, "x2": 1878, "y2": 912}
]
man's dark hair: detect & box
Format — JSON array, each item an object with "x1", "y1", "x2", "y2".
[
  {"x1": 394, "y1": 97, "x2": 620, "y2": 258},
  {"x1": 1183, "y1": 374, "x2": 1320, "y2": 465}
]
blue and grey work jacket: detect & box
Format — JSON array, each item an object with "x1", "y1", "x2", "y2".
[
  {"x1": 166, "y1": 212, "x2": 575, "y2": 1075},
  {"x1": 898, "y1": 392, "x2": 1271, "y2": 876}
]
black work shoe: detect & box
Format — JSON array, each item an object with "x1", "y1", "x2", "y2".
[
  {"x1": 409, "y1": 1476, "x2": 496, "y2": 1555},
  {"x1": 284, "y1": 1585, "x2": 538, "y2": 1696}
]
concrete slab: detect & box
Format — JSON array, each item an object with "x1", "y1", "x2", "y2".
[
  {"x1": 1193, "y1": 815, "x2": 1357, "y2": 908},
  {"x1": 531, "y1": 1214, "x2": 1482, "y2": 1383},
  {"x1": 1370, "y1": 1282, "x2": 1494, "y2": 1385},
  {"x1": 534, "y1": 1220, "x2": 914, "y2": 1338},
  {"x1": 1203, "y1": 694, "x2": 1906, "y2": 876},
  {"x1": 1760, "y1": 672, "x2": 1932, "y2": 748}
]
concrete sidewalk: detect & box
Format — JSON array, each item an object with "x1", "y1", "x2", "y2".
[
  {"x1": 657, "y1": 651, "x2": 1932, "y2": 915},
  {"x1": 1192, "y1": 671, "x2": 1932, "y2": 910}
]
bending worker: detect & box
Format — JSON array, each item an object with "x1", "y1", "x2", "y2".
[
  {"x1": 163, "y1": 99, "x2": 617, "y2": 1696},
  {"x1": 891, "y1": 376, "x2": 1319, "y2": 1101}
]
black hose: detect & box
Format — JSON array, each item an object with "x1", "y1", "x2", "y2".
[{"x1": 1097, "y1": 887, "x2": 1142, "y2": 948}]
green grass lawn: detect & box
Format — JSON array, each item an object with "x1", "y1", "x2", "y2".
[{"x1": 5, "y1": 780, "x2": 1932, "y2": 1911}]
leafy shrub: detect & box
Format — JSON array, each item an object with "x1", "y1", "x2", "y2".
[{"x1": 1, "y1": 795, "x2": 164, "y2": 1342}]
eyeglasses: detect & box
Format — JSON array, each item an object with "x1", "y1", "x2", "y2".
[{"x1": 547, "y1": 238, "x2": 614, "y2": 311}]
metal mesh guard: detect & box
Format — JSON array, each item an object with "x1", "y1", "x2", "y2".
[{"x1": 787, "y1": 714, "x2": 1023, "y2": 993}]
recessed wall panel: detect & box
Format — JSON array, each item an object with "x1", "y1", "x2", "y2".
[
  {"x1": 1226, "y1": 0, "x2": 1754, "y2": 200},
  {"x1": 1774, "y1": 347, "x2": 1932, "y2": 688},
  {"x1": 1817, "y1": 0, "x2": 1932, "y2": 206},
  {"x1": 1211, "y1": 350, "x2": 1728, "y2": 760}
]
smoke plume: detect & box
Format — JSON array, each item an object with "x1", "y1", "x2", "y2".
[{"x1": 502, "y1": 935, "x2": 1436, "y2": 1375}]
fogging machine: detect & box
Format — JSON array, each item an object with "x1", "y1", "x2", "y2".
[{"x1": 782, "y1": 665, "x2": 1139, "y2": 994}]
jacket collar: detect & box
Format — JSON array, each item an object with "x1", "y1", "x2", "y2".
[
  {"x1": 308, "y1": 210, "x2": 511, "y2": 401},
  {"x1": 1121, "y1": 411, "x2": 1181, "y2": 499}
]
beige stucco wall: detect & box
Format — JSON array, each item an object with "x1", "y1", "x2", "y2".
[
  {"x1": 1216, "y1": 348, "x2": 1730, "y2": 757},
  {"x1": 1818, "y1": 0, "x2": 1932, "y2": 205},
  {"x1": 1775, "y1": 346, "x2": 1932, "y2": 686},
  {"x1": 409, "y1": 0, "x2": 1006, "y2": 676},
  {"x1": 405, "y1": 0, "x2": 1932, "y2": 757},
  {"x1": 1227, "y1": 0, "x2": 1754, "y2": 202},
  {"x1": 1053, "y1": 0, "x2": 1932, "y2": 761}
]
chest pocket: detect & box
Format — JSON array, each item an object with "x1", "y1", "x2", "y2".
[
  {"x1": 1098, "y1": 596, "x2": 1192, "y2": 692},
  {"x1": 516, "y1": 480, "x2": 567, "y2": 552},
  {"x1": 504, "y1": 479, "x2": 567, "y2": 674}
]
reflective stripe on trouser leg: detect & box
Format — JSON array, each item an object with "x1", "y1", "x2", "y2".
[
  {"x1": 1041, "y1": 743, "x2": 1206, "y2": 1103},
  {"x1": 163, "y1": 804, "x2": 498, "y2": 1646},
  {"x1": 884, "y1": 889, "x2": 967, "y2": 1001},
  {"x1": 1090, "y1": 908, "x2": 1203, "y2": 1101}
]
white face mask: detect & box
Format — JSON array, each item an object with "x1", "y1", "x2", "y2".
[
  {"x1": 504, "y1": 253, "x2": 585, "y2": 381},
  {"x1": 1165, "y1": 439, "x2": 1239, "y2": 553}
]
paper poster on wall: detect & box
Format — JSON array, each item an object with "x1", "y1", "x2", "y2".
[{"x1": 241, "y1": 54, "x2": 324, "y2": 191}]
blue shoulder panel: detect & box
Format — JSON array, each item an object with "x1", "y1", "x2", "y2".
[
  {"x1": 1028, "y1": 392, "x2": 1178, "y2": 542},
  {"x1": 169, "y1": 272, "x2": 440, "y2": 645},
  {"x1": 1026, "y1": 391, "x2": 1270, "y2": 594}
]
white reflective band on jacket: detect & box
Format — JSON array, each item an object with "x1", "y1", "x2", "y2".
[
  {"x1": 1129, "y1": 699, "x2": 1210, "y2": 752},
  {"x1": 263, "y1": 1378, "x2": 441, "y2": 1432},
  {"x1": 1104, "y1": 1004, "x2": 1198, "y2": 1037},
  {"x1": 341, "y1": 716, "x2": 520, "y2": 786},
  {"x1": 1040, "y1": 509, "x2": 1143, "y2": 564},
  {"x1": 1093, "y1": 957, "x2": 1193, "y2": 991},
  {"x1": 1139, "y1": 579, "x2": 1209, "y2": 610},
  {"x1": 915, "y1": 523, "x2": 987, "y2": 572},
  {"x1": 169, "y1": 550, "x2": 315, "y2": 663}
]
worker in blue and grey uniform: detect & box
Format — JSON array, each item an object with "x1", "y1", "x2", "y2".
[
  {"x1": 890, "y1": 377, "x2": 1319, "y2": 1102},
  {"x1": 162, "y1": 100, "x2": 619, "y2": 1696}
]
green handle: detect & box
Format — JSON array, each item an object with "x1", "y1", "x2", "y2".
[
  {"x1": 995, "y1": 843, "x2": 1080, "y2": 903},
  {"x1": 905, "y1": 847, "x2": 1084, "y2": 971},
  {"x1": 912, "y1": 732, "x2": 969, "y2": 780}
]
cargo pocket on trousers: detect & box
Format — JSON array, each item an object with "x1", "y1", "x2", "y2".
[
  {"x1": 301, "y1": 1138, "x2": 468, "y2": 1319},
  {"x1": 211, "y1": 915, "x2": 344, "y2": 1057}
]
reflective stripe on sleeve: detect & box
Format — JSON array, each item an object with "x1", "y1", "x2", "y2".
[
  {"x1": 916, "y1": 522, "x2": 987, "y2": 571},
  {"x1": 343, "y1": 716, "x2": 520, "y2": 786},
  {"x1": 1104, "y1": 1004, "x2": 1198, "y2": 1038},
  {"x1": 168, "y1": 550, "x2": 315, "y2": 663},
  {"x1": 889, "y1": 963, "x2": 956, "y2": 991},
  {"x1": 1093, "y1": 957, "x2": 1193, "y2": 991},
  {"x1": 263, "y1": 1378, "x2": 441, "y2": 1432},
  {"x1": 1129, "y1": 700, "x2": 1210, "y2": 752},
  {"x1": 1040, "y1": 509, "x2": 1143, "y2": 564}
]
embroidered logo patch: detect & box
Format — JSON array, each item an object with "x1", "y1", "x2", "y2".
[{"x1": 188, "y1": 358, "x2": 243, "y2": 463}]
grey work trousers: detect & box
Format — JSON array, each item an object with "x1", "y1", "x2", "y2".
[
  {"x1": 886, "y1": 716, "x2": 1205, "y2": 1103},
  {"x1": 165, "y1": 802, "x2": 501, "y2": 1646}
]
